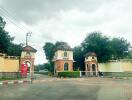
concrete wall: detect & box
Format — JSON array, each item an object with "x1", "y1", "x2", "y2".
[
  {"x1": 99, "y1": 61, "x2": 132, "y2": 72},
  {"x1": 4, "y1": 58, "x2": 19, "y2": 72},
  {"x1": 0, "y1": 54, "x2": 20, "y2": 72},
  {"x1": 0, "y1": 57, "x2": 4, "y2": 72}
]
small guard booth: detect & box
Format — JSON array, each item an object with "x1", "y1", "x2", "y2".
[
  {"x1": 20, "y1": 45, "x2": 37, "y2": 78},
  {"x1": 85, "y1": 52, "x2": 98, "y2": 76}
]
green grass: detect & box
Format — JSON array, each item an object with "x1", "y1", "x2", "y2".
[{"x1": 0, "y1": 77, "x2": 22, "y2": 81}]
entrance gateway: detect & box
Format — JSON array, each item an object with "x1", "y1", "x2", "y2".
[
  {"x1": 20, "y1": 45, "x2": 37, "y2": 78},
  {"x1": 85, "y1": 52, "x2": 98, "y2": 76}
]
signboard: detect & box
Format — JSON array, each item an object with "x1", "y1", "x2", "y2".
[{"x1": 21, "y1": 63, "x2": 28, "y2": 77}]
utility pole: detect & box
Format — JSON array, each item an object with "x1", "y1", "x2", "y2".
[{"x1": 26, "y1": 32, "x2": 32, "y2": 46}]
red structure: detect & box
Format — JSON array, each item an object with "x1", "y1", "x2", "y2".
[
  {"x1": 20, "y1": 45, "x2": 37, "y2": 78},
  {"x1": 21, "y1": 63, "x2": 28, "y2": 77}
]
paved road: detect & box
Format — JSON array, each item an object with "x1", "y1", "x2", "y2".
[{"x1": 0, "y1": 77, "x2": 132, "y2": 100}]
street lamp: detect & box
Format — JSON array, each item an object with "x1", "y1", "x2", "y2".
[{"x1": 26, "y1": 32, "x2": 32, "y2": 46}]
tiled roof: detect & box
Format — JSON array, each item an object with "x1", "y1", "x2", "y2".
[
  {"x1": 85, "y1": 52, "x2": 97, "y2": 57},
  {"x1": 23, "y1": 45, "x2": 37, "y2": 52},
  {"x1": 55, "y1": 43, "x2": 72, "y2": 51}
]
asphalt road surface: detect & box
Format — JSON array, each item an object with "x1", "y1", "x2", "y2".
[{"x1": 0, "y1": 77, "x2": 132, "y2": 100}]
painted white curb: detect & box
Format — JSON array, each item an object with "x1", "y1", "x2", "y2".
[{"x1": 0, "y1": 80, "x2": 31, "y2": 85}]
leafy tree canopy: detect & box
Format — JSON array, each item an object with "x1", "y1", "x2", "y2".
[
  {"x1": 81, "y1": 32, "x2": 113, "y2": 62},
  {"x1": 43, "y1": 32, "x2": 131, "y2": 71},
  {"x1": 0, "y1": 16, "x2": 23, "y2": 56}
]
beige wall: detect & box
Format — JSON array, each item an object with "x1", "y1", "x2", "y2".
[
  {"x1": 85, "y1": 56, "x2": 97, "y2": 62},
  {"x1": 0, "y1": 57, "x2": 4, "y2": 72},
  {"x1": 99, "y1": 61, "x2": 132, "y2": 72},
  {"x1": 54, "y1": 50, "x2": 73, "y2": 60},
  {"x1": 0, "y1": 56, "x2": 19, "y2": 72},
  {"x1": 21, "y1": 51, "x2": 35, "y2": 58}
]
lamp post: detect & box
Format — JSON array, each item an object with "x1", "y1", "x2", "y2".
[
  {"x1": 25, "y1": 32, "x2": 33, "y2": 83},
  {"x1": 26, "y1": 32, "x2": 32, "y2": 46}
]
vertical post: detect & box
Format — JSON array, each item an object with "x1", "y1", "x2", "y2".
[
  {"x1": 26, "y1": 33, "x2": 28, "y2": 46},
  {"x1": 26, "y1": 32, "x2": 32, "y2": 46},
  {"x1": 80, "y1": 71, "x2": 82, "y2": 77},
  {"x1": 25, "y1": 32, "x2": 32, "y2": 83},
  {"x1": 85, "y1": 63, "x2": 87, "y2": 76}
]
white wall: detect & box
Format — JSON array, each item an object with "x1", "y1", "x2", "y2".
[
  {"x1": 99, "y1": 61, "x2": 132, "y2": 72},
  {"x1": 54, "y1": 50, "x2": 73, "y2": 60},
  {"x1": 21, "y1": 51, "x2": 35, "y2": 58},
  {"x1": 85, "y1": 56, "x2": 97, "y2": 62}
]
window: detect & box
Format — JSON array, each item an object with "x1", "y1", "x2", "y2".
[
  {"x1": 64, "y1": 63, "x2": 68, "y2": 71},
  {"x1": 64, "y1": 51, "x2": 67, "y2": 57},
  {"x1": 26, "y1": 52, "x2": 31, "y2": 56}
]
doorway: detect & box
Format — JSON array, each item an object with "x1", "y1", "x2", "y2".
[
  {"x1": 64, "y1": 63, "x2": 68, "y2": 71},
  {"x1": 92, "y1": 64, "x2": 96, "y2": 76}
]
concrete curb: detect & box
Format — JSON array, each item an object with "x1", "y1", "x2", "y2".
[
  {"x1": 112, "y1": 77, "x2": 132, "y2": 80},
  {"x1": 0, "y1": 80, "x2": 31, "y2": 85}
]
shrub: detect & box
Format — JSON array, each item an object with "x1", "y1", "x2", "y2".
[{"x1": 58, "y1": 71, "x2": 80, "y2": 78}]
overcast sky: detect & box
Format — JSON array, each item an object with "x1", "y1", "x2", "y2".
[{"x1": 0, "y1": 0, "x2": 132, "y2": 64}]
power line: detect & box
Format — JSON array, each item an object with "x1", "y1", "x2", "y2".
[
  {"x1": 0, "y1": 5, "x2": 30, "y2": 31},
  {"x1": 0, "y1": 5, "x2": 30, "y2": 32},
  {"x1": 0, "y1": 5, "x2": 33, "y2": 46},
  {"x1": 0, "y1": 12, "x2": 26, "y2": 32}
]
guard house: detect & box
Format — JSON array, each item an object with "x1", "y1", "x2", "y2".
[
  {"x1": 53, "y1": 44, "x2": 74, "y2": 74},
  {"x1": 20, "y1": 45, "x2": 37, "y2": 78},
  {"x1": 85, "y1": 52, "x2": 98, "y2": 76}
]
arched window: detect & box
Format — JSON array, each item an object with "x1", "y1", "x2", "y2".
[
  {"x1": 64, "y1": 63, "x2": 68, "y2": 71},
  {"x1": 64, "y1": 51, "x2": 67, "y2": 57},
  {"x1": 92, "y1": 56, "x2": 95, "y2": 59}
]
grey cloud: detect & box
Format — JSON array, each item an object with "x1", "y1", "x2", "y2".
[
  {"x1": 0, "y1": 0, "x2": 112, "y2": 25},
  {"x1": 1, "y1": 0, "x2": 132, "y2": 64}
]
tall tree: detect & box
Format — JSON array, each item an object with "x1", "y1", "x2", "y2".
[
  {"x1": 110, "y1": 38, "x2": 130, "y2": 59},
  {"x1": 0, "y1": 16, "x2": 14, "y2": 53},
  {"x1": 73, "y1": 46, "x2": 85, "y2": 70},
  {"x1": 0, "y1": 16, "x2": 23, "y2": 56},
  {"x1": 81, "y1": 32, "x2": 112, "y2": 62},
  {"x1": 43, "y1": 42, "x2": 55, "y2": 61}
]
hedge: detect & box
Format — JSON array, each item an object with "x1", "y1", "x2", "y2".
[{"x1": 58, "y1": 71, "x2": 80, "y2": 78}]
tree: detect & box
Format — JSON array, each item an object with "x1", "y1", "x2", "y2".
[
  {"x1": 54, "y1": 41, "x2": 71, "y2": 51},
  {"x1": 0, "y1": 16, "x2": 14, "y2": 53},
  {"x1": 44, "y1": 62, "x2": 54, "y2": 72},
  {"x1": 7, "y1": 43, "x2": 23, "y2": 56},
  {"x1": 81, "y1": 32, "x2": 113, "y2": 62},
  {"x1": 73, "y1": 46, "x2": 85, "y2": 70},
  {"x1": 110, "y1": 38, "x2": 130, "y2": 59},
  {"x1": 0, "y1": 16, "x2": 6, "y2": 29},
  {"x1": 43, "y1": 32, "x2": 131, "y2": 71},
  {"x1": 43, "y1": 42, "x2": 54, "y2": 61},
  {"x1": 0, "y1": 16, "x2": 24, "y2": 56}
]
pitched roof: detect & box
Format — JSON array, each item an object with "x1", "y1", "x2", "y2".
[
  {"x1": 85, "y1": 52, "x2": 97, "y2": 57},
  {"x1": 55, "y1": 43, "x2": 72, "y2": 51},
  {"x1": 23, "y1": 45, "x2": 37, "y2": 52}
]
